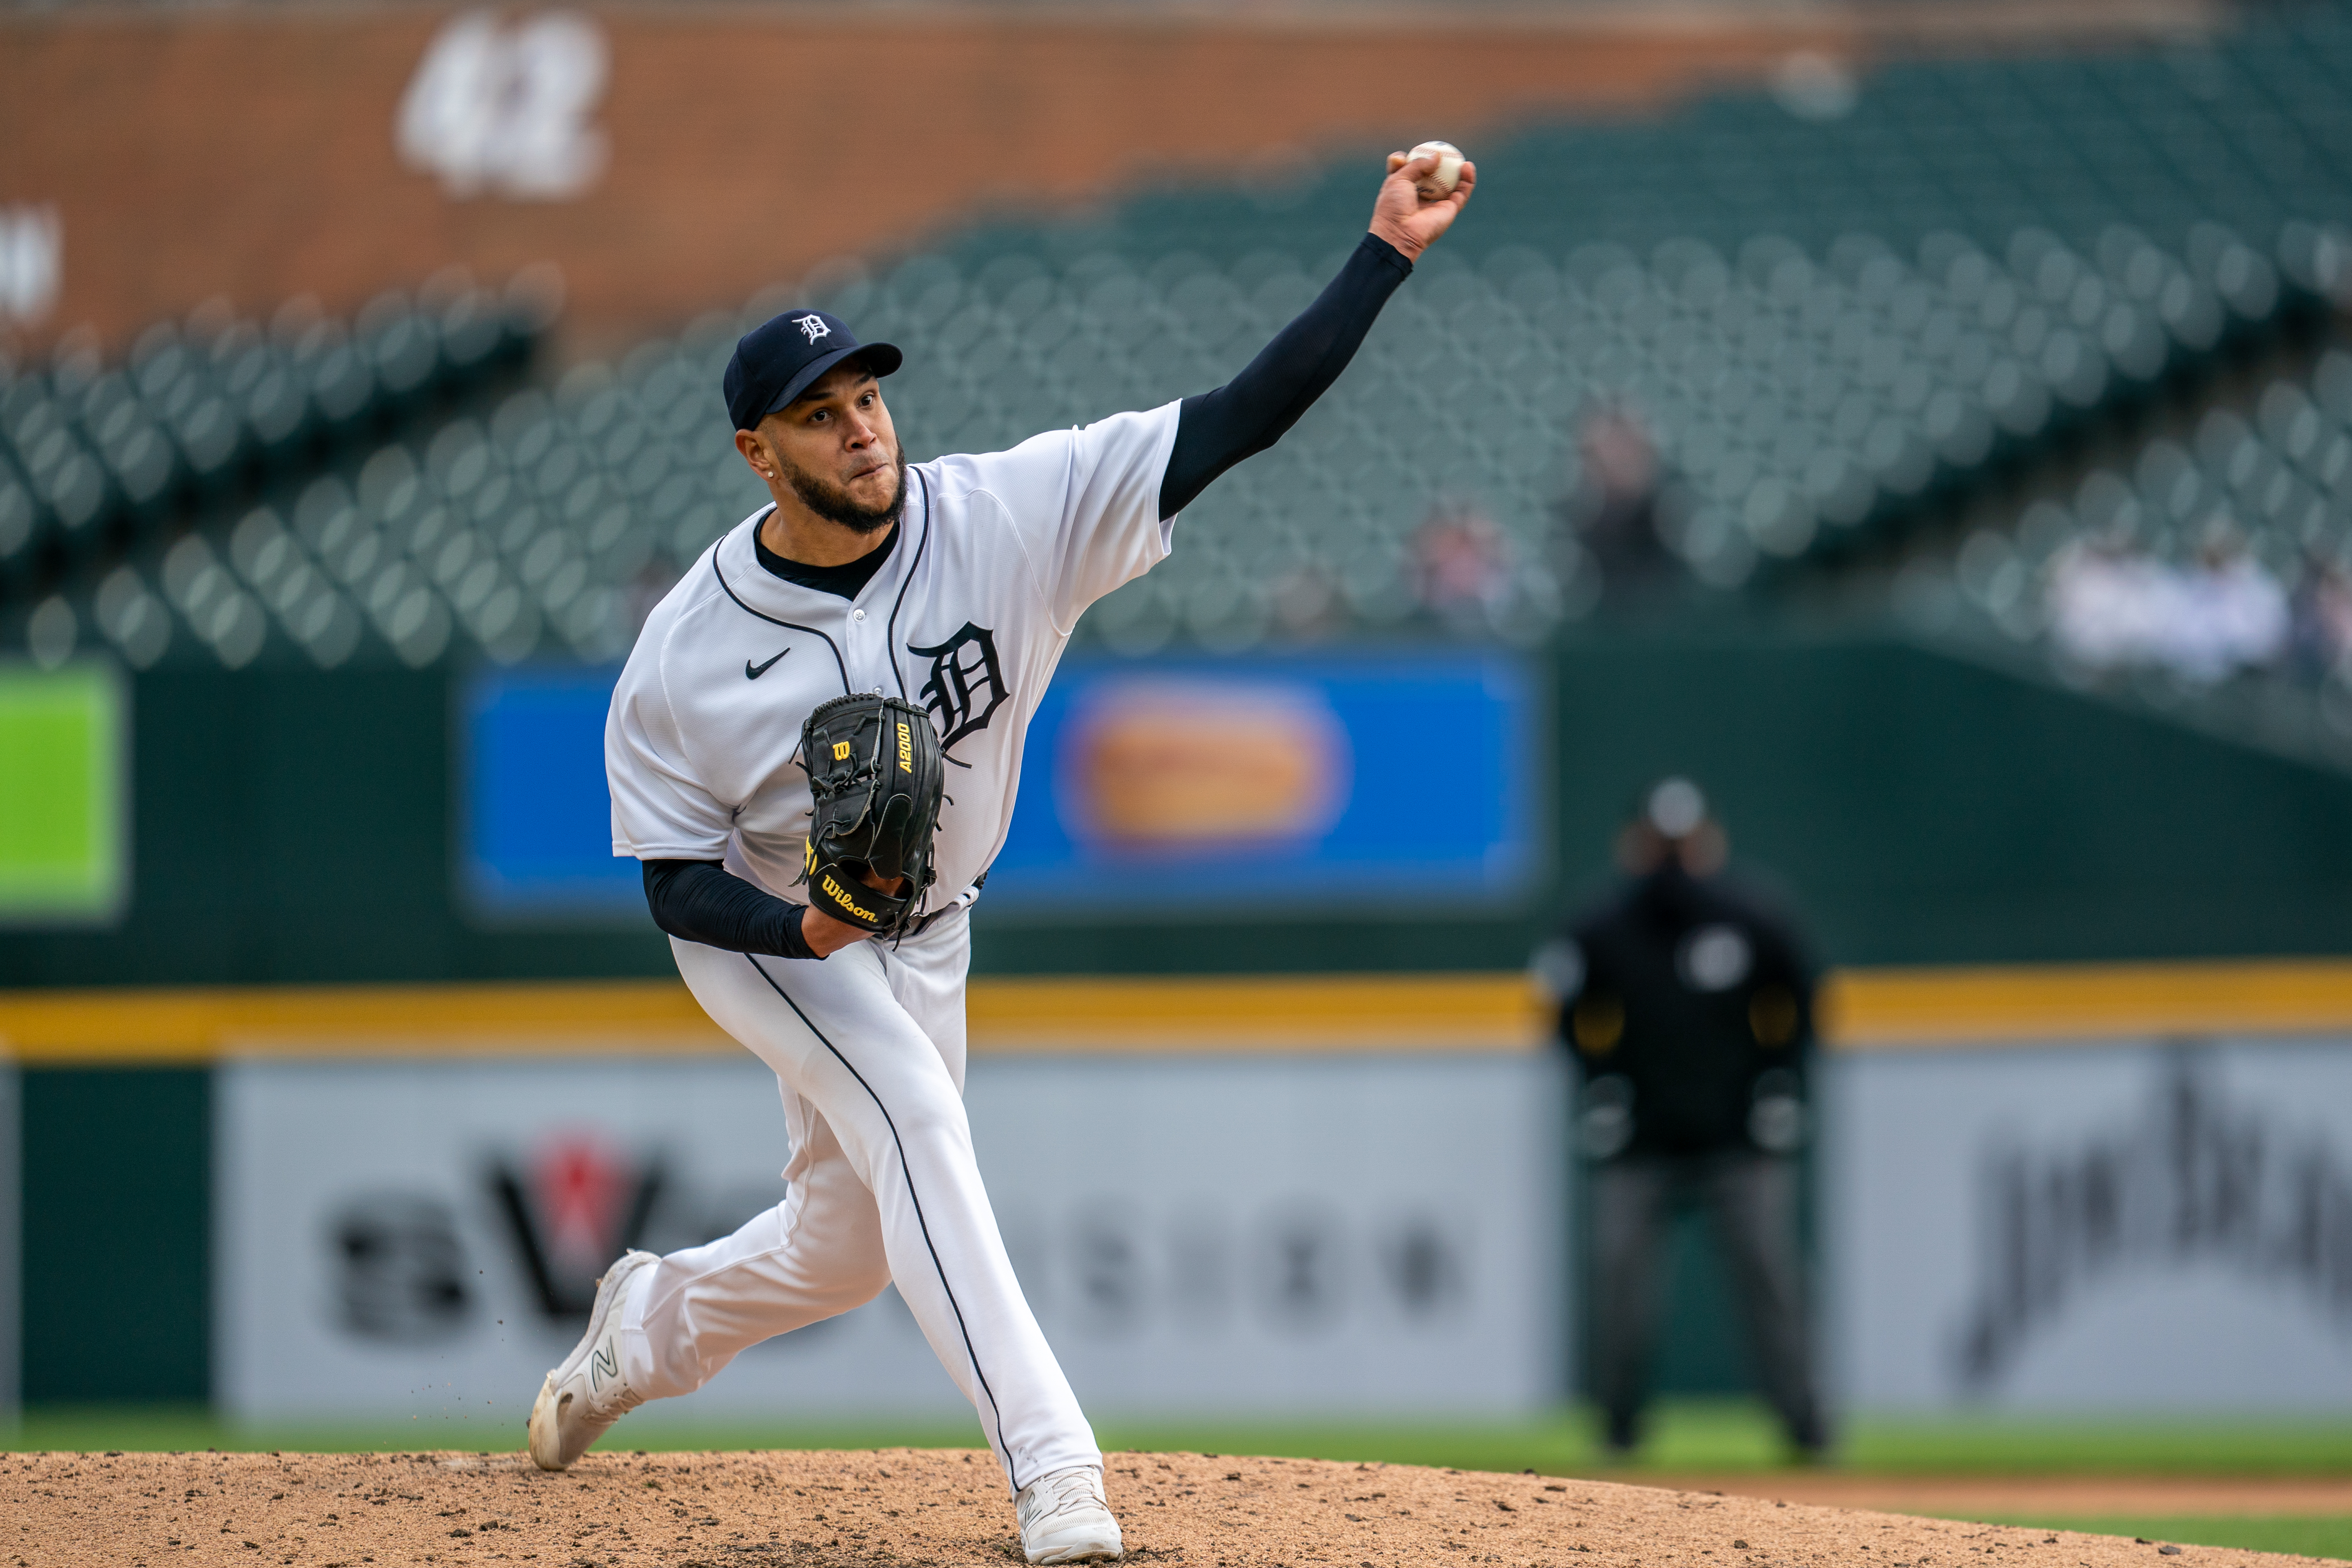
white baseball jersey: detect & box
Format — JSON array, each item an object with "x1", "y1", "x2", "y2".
[
  {"x1": 606, "y1": 400, "x2": 1182, "y2": 904},
  {"x1": 594, "y1": 401, "x2": 1183, "y2": 1496}
]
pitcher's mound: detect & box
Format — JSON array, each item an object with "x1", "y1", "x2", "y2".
[{"x1": 12, "y1": 1446, "x2": 2328, "y2": 1566}]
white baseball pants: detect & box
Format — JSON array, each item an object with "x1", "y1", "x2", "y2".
[{"x1": 613, "y1": 908, "x2": 1099, "y2": 1493}]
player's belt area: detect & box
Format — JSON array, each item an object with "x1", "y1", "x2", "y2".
[
  {"x1": 910, "y1": 871, "x2": 987, "y2": 938},
  {"x1": 856, "y1": 872, "x2": 984, "y2": 941},
  {"x1": 901, "y1": 906, "x2": 954, "y2": 939}
]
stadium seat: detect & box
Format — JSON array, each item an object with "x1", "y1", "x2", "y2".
[
  {"x1": 17, "y1": 4, "x2": 2352, "y2": 669},
  {"x1": 0, "y1": 269, "x2": 551, "y2": 614}
]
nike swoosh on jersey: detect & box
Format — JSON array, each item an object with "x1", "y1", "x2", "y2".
[{"x1": 746, "y1": 650, "x2": 789, "y2": 679}]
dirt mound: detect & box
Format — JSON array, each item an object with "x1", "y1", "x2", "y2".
[{"x1": 8, "y1": 1446, "x2": 2329, "y2": 1568}]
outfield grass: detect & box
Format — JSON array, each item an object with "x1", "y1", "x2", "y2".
[
  {"x1": 11, "y1": 1397, "x2": 2352, "y2": 1476},
  {"x1": 1943, "y1": 1518, "x2": 2352, "y2": 1563},
  {"x1": 8, "y1": 1400, "x2": 2346, "y2": 1559},
  {"x1": 1857, "y1": 1422, "x2": 2352, "y2": 1477}
]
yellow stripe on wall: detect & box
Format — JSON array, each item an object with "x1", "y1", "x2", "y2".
[
  {"x1": 1822, "y1": 956, "x2": 2352, "y2": 1046},
  {"x1": 0, "y1": 980, "x2": 732, "y2": 1064},
  {"x1": 965, "y1": 972, "x2": 1538, "y2": 1053},
  {"x1": 0, "y1": 973, "x2": 1540, "y2": 1064},
  {"x1": 5, "y1": 958, "x2": 2352, "y2": 1064}
]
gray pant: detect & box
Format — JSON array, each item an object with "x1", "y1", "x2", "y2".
[{"x1": 1587, "y1": 1150, "x2": 1824, "y2": 1451}]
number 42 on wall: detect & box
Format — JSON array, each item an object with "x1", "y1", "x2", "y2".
[{"x1": 396, "y1": 9, "x2": 610, "y2": 202}]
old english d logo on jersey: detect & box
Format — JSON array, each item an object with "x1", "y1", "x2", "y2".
[{"x1": 910, "y1": 622, "x2": 1010, "y2": 753}]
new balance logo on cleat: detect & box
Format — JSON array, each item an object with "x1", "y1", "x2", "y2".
[{"x1": 529, "y1": 1249, "x2": 657, "y2": 1472}]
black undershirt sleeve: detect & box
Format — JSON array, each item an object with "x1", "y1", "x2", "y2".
[
  {"x1": 1158, "y1": 233, "x2": 1414, "y2": 521},
  {"x1": 642, "y1": 858, "x2": 819, "y2": 960}
]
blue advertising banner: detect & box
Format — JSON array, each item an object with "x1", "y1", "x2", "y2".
[
  {"x1": 986, "y1": 649, "x2": 1538, "y2": 912},
  {"x1": 461, "y1": 666, "x2": 636, "y2": 917},
  {"x1": 461, "y1": 649, "x2": 1538, "y2": 918}
]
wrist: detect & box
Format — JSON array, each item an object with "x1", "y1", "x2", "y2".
[
  {"x1": 777, "y1": 902, "x2": 820, "y2": 961},
  {"x1": 1367, "y1": 219, "x2": 1424, "y2": 264},
  {"x1": 797, "y1": 900, "x2": 870, "y2": 959},
  {"x1": 790, "y1": 901, "x2": 861, "y2": 959}
]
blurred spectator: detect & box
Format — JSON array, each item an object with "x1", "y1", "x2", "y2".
[
  {"x1": 2288, "y1": 551, "x2": 2352, "y2": 682},
  {"x1": 1558, "y1": 402, "x2": 1675, "y2": 587},
  {"x1": 2047, "y1": 530, "x2": 2166, "y2": 670},
  {"x1": 1531, "y1": 778, "x2": 1827, "y2": 1462},
  {"x1": 2164, "y1": 526, "x2": 2288, "y2": 683},
  {"x1": 2045, "y1": 520, "x2": 2286, "y2": 684},
  {"x1": 1409, "y1": 498, "x2": 1511, "y2": 630}
]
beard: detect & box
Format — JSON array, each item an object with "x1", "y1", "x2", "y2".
[{"x1": 778, "y1": 447, "x2": 908, "y2": 535}]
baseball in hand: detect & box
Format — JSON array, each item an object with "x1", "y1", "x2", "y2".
[{"x1": 1409, "y1": 140, "x2": 1466, "y2": 201}]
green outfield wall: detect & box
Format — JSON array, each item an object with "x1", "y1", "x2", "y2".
[
  {"x1": 7, "y1": 630, "x2": 2352, "y2": 990},
  {"x1": 12, "y1": 629, "x2": 2352, "y2": 1408}
]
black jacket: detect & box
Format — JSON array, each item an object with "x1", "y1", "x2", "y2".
[{"x1": 1552, "y1": 863, "x2": 1816, "y2": 1158}]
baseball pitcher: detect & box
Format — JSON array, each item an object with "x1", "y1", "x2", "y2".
[{"x1": 532, "y1": 147, "x2": 1474, "y2": 1564}]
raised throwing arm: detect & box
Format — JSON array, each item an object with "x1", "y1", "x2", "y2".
[{"x1": 1157, "y1": 147, "x2": 1477, "y2": 520}]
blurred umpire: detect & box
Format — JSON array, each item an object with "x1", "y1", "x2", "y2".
[{"x1": 1533, "y1": 777, "x2": 1829, "y2": 1461}]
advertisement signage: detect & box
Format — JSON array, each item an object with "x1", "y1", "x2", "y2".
[
  {"x1": 987, "y1": 651, "x2": 1537, "y2": 912},
  {"x1": 216, "y1": 1051, "x2": 1567, "y2": 1425},
  {"x1": 1824, "y1": 1037, "x2": 2352, "y2": 1410},
  {"x1": 0, "y1": 661, "x2": 125, "y2": 925},
  {"x1": 0, "y1": 1064, "x2": 15, "y2": 1419},
  {"x1": 460, "y1": 665, "x2": 637, "y2": 916},
  {"x1": 459, "y1": 649, "x2": 1539, "y2": 919}
]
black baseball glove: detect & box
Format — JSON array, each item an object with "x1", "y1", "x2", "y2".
[{"x1": 798, "y1": 693, "x2": 945, "y2": 941}]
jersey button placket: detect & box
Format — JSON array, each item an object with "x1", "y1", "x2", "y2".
[{"x1": 846, "y1": 603, "x2": 882, "y2": 694}]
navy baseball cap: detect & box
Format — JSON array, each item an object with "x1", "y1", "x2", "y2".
[{"x1": 723, "y1": 309, "x2": 903, "y2": 432}]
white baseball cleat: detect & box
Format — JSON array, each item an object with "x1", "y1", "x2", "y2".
[
  {"x1": 1016, "y1": 1465, "x2": 1123, "y2": 1564},
  {"x1": 526, "y1": 1249, "x2": 658, "y2": 1471}
]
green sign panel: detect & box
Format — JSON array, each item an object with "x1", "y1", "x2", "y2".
[{"x1": 0, "y1": 663, "x2": 126, "y2": 924}]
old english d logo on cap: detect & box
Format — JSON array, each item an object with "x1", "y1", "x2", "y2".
[{"x1": 723, "y1": 309, "x2": 902, "y2": 431}]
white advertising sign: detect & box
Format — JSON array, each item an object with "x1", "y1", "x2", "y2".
[
  {"x1": 1825, "y1": 1037, "x2": 2352, "y2": 1410},
  {"x1": 0, "y1": 1064, "x2": 16, "y2": 1420},
  {"x1": 217, "y1": 1051, "x2": 1567, "y2": 1429}
]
